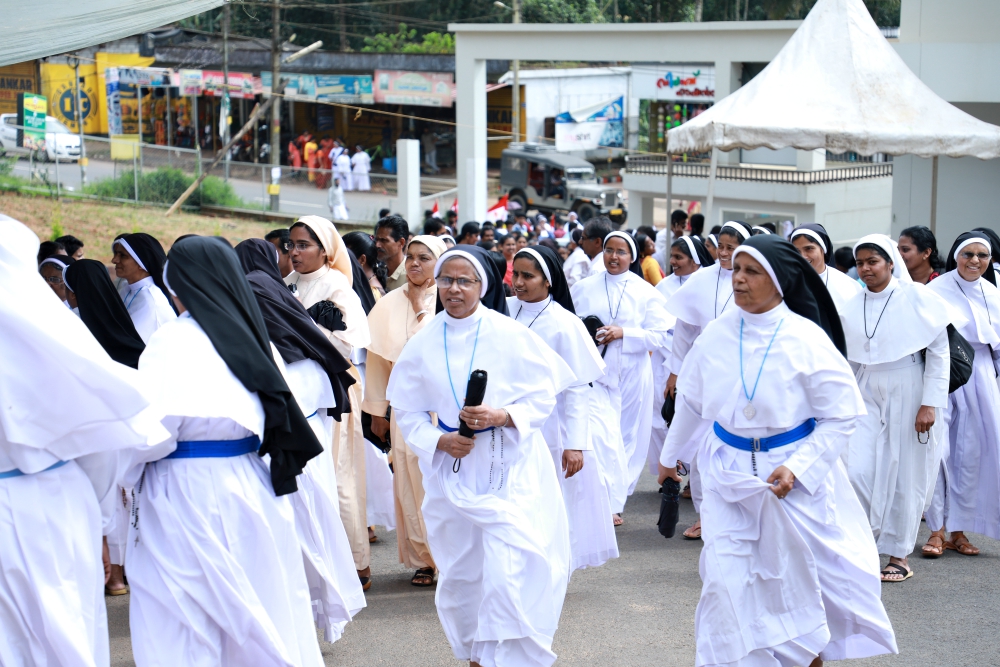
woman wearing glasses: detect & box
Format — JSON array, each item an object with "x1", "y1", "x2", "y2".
[
  {"x1": 387, "y1": 245, "x2": 575, "y2": 667},
  {"x1": 38, "y1": 254, "x2": 75, "y2": 307},
  {"x1": 922, "y1": 232, "x2": 1000, "y2": 559},
  {"x1": 571, "y1": 231, "x2": 673, "y2": 524},
  {"x1": 285, "y1": 216, "x2": 374, "y2": 590},
  {"x1": 842, "y1": 234, "x2": 957, "y2": 583}
]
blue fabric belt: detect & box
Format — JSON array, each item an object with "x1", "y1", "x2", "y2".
[
  {"x1": 713, "y1": 419, "x2": 816, "y2": 452},
  {"x1": 0, "y1": 460, "x2": 69, "y2": 480},
  {"x1": 166, "y1": 435, "x2": 261, "y2": 459},
  {"x1": 438, "y1": 420, "x2": 492, "y2": 435},
  {"x1": 306, "y1": 410, "x2": 318, "y2": 419}
]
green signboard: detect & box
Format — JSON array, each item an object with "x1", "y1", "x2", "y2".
[{"x1": 17, "y1": 92, "x2": 46, "y2": 151}]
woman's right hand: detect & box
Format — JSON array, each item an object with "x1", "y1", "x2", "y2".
[
  {"x1": 407, "y1": 278, "x2": 434, "y2": 319},
  {"x1": 370, "y1": 414, "x2": 390, "y2": 440},
  {"x1": 437, "y1": 431, "x2": 475, "y2": 459},
  {"x1": 665, "y1": 373, "x2": 678, "y2": 399}
]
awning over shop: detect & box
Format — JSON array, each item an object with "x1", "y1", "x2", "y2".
[
  {"x1": 667, "y1": 0, "x2": 1000, "y2": 159},
  {"x1": 2, "y1": 0, "x2": 225, "y2": 68}
]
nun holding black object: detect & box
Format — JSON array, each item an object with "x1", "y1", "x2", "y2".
[
  {"x1": 923, "y1": 232, "x2": 1000, "y2": 558},
  {"x1": 126, "y1": 237, "x2": 325, "y2": 666},
  {"x1": 387, "y1": 245, "x2": 575, "y2": 667},
  {"x1": 658, "y1": 235, "x2": 897, "y2": 667},
  {"x1": 509, "y1": 245, "x2": 619, "y2": 572},
  {"x1": 570, "y1": 231, "x2": 673, "y2": 521},
  {"x1": 236, "y1": 238, "x2": 365, "y2": 642},
  {"x1": 842, "y1": 234, "x2": 957, "y2": 583}
]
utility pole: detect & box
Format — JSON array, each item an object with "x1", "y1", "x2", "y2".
[
  {"x1": 71, "y1": 57, "x2": 87, "y2": 187},
  {"x1": 270, "y1": 0, "x2": 281, "y2": 211},
  {"x1": 512, "y1": 0, "x2": 520, "y2": 142},
  {"x1": 223, "y1": 2, "x2": 231, "y2": 180},
  {"x1": 339, "y1": 0, "x2": 347, "y2": 52}
]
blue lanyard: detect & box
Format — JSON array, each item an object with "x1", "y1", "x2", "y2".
[
  {"x1": 444, "y1": 319, "x2": 482, "y2": 413},
  {"x1": 739, "y1": 317, "x2": 784, "y2": 405},
  {"x1": 124, "y1": 285, "x2": 146, "y2": 311}
]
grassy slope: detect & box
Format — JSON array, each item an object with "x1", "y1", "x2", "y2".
[{"x1": 0, "y1": 192, "x2": 276, "y2": 261}]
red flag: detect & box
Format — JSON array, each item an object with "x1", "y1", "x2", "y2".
[
  {"x1": 431, "y1": 200, "x2": 441, "y2": 218},
  {"x1": 450, "y1": 198, "x2": 459, "y2": 214}
]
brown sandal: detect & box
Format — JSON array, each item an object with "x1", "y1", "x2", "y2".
[
  {"x1": 944, "y1": 533, "x2": 980, "y2": 556},
  {"x1": 682, "y1": 520, "x2": 702, "y2": 540},
  {"x1": 681, "y1": 485, "x2": 692, "y2": 499},
  {"x1": 411, "y1": 567, "x2": 436, "y2": 587},
  {"x1": 921, "y1": 529, "x2": 946, "y2": 558}
]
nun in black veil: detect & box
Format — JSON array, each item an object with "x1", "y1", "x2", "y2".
[
  {"x1": 658, "y1": 235, "x2": 897, "y2": 667},
  {"x1": 508, "y1": 244, "x2": 619, "y2": 572},
  {"x1": 235, "y1": 237, "x2": 366, "y2": 641},
  {"x1": 64, "y1": 259, "x2": 145, "y2": 368},
  {"x1": 125, "y1": 236, "x2": 325, "y2": 667}
]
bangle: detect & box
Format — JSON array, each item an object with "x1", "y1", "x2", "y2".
[
  {"x1": 415, "y1": 310, "x2": 428, "y2": 318},
  {"x1": 502, "y1": 409, "x2": 511, "y2": 428}
]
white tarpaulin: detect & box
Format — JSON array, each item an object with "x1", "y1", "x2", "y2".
[
  {"x1": 667, "y1": 0, "x2": 1000, "y2": 159},
  {"x1": 2, "y1": 0, "x2": 225, "y2": 68}
]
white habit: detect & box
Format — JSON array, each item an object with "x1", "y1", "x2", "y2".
[
  {"x1": 335, "y1": 153, "x2": 353, "y2": 191},
  {"x1": 122, "y1": 275, "x2": 176, "y2": 343},
  {"x1": 127, "y1": 314, "x2": 323, "y2": 666},
  {"x1": 562, "y1": 246, "x2": 590, "y2": 287},
  {"x1": 387, "y1": 305, "x2": 574, "y2": 667},
  {"x1": 926, "y1": 270, "x2": 1000, "y2": 539},
  {"x1": 351, "y1": 150, "x2": 371, "y2": 191},
  {"x1": 820, "y1": 266, "x2": 862, "y2": 312},
  {"x1": 662, "y1": 301, "x2": 897, "y2": 666},
  {"x1": 509, "y1": 295, "x2": 619, "y2": 571}
]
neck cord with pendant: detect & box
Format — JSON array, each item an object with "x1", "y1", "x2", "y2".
[
  {"x1": 604, "y1": 273, "x2": 627, "y2": 324},
  {"x1": 863, "y1": 289, "x2": 895, "y2": 351},
  {"x1": 715, "y1": 266, "x2": 734, "y2": 318},
  {"x1": 444, "y1": 317, "x2": 482, "y2": 472},
  {"x1": 515, "y1": 299, "x2": 551, "y2": 329},
  {"x1": 740, "y1": 317, "x2": 784, "y2": 421},
  {"x1": 124, "y1": 284, "x2": 147, "y2": 310},
  {"x1": 953, "y1": 274, "x2": 993, "y2": 326}
]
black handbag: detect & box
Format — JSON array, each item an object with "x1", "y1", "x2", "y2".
[
  {"x1": 939, "y1": 324, "x2": 975, "y2": 393},
  {"x1": 581, "y1": 315, "x2": 609, "y2": 358},
  {"x1": 657, "y1": 477, "x2": 681, "y2": 538},
  {"x1": 361, "y1": 409, "x2": 391, "y2": 454},
  {"x1": 661, "y1": 392, "x2": 675, "y2": 426}
]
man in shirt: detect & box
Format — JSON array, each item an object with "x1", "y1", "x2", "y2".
[
  {"x1": 655, "y1": 209, "x2": 688, "y2": 273},
  {"x1": 375, "y1": 215, "x2": 410, "y2": 291},
  {"x1": 581, "y1": 216, "x2": 612, "y2": 277}
]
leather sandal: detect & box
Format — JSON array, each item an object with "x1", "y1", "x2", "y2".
[
  {"x1": 411, "y1": 567, "x2": 436, "y2": 587},
  {"x1": 682, "y1": 520, "x2": 702, "y2": 540},
  {"x1": 880, "y1": 562, "x2": 913, "y2": 582},
  {"x1": 921, "y1": 529, "x2": 946, "y2": 558},
  {"x1": 681, "y1": 484, "x2": 692, "y2": 499},
  {"x1": 945, "y1": 533, "x2": 980, "y2": 556}
]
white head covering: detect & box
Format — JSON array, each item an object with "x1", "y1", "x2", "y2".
[
  {"x1": 162, "y1": 261, "x2": 178, "y2": 297},
  {"x1": 790, "y1": 228, "x2": 828, "y2": 254},
  {"x1": 732, "y1": 246, "x2": 783, "y2": 296},
  {"x1": 604, "y1": 230, "x2": 636, "y2": 259},
  {"x1": 515, "y1": 247, "x2": 553, "y2": 283},
  {"x1": 853, "y1": 234, "x2": 911, "y2": 283},
  {"x1": 953, "y1": 235, "x2": 992, "y2": 261},
  {"x1": 434, "y1": 249, "x2": 489, "y2": 297},
  {"x1": 295, "y1": 215, "x2": 353, "y2": 285},
  {"x1": 752, "y1": 226, "x2": 773, "y2": 235},
  {"x1": 721, "y1": 221, "x2": 751, "y2": 241},
  {"x1": 679, "y1": 236, "x2": 702, "y2": 266},
  {"x1": 706, "y1": 233, "x2": 719, "y2": 248},
  {"x1": 440, "y1": 234, "x2": 457, "y2": 246},
  {"x1": 113, "y1": 238, "x2": 147, "y2": 271}
]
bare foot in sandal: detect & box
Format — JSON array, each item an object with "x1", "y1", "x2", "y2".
[
  {"x1": 880, "y1": 557, "x2": 912, "y2": 582},
  {"x1": 411, "y1": 567, "x2": 435, "y2": 587},
  {"x1": 683, "y1": 519, "x2": 701, "y2": 540},
  {"x1": 945, "y1": 531, "x2": 980, "y2": 555},
  {"x1": 921, "y1": 529, "x2": 946, "y2": 558}
]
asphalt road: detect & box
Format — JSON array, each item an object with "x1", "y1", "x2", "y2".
[{"x1": 106, "y1": 471, "x2": 1000, "y2": 666}]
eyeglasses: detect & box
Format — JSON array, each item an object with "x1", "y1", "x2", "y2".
[
  {"x1": 43, "y1": 276, "x2": 64, "y2": 285},
  {"x1": 603, "y1": 247, "x2": 631, "y2": 258},
  {"x1": 438, "y1": 276, "x2": 481, "y2": 289},
  {"x1": 960, "y1": 251, "x2": 991, "y2": 261},
  {"x1": 289, "y1": 242, "x2": 319, "y2": 252}
]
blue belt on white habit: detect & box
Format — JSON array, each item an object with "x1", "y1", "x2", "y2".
[
  {"x1": 0, "y1": 460, "x2": 69, "y2": 480},
  {"x1": 165, "y1": 434, "x2": 261, "y2": 459},
  {"x1": 438, "y1": 420, "x2": 492, "y2": 435},
  {"x1": 713, "y1": 418, "x2": 816, "y2": 452}
]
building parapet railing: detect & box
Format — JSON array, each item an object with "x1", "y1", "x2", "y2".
[{"x1": 624, "y1": 155, "x2": 893, "y2": 184}]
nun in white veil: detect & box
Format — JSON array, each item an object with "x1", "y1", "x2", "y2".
[
  {"x1": 842, "y1": 234, "x2": 960, "y2": 582},
  {"x1": 923, "y1": 232, "x2": 1000, "y2": 558},
  {"x1": 659, "y1": 234, "x2": 897, "y2": 667},
  {"x1": 790, "y1": 224, "x2": 862, "y2": 312}
]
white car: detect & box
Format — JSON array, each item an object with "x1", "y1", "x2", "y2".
[{"x1": 0, "y1": 113, "x2": 81, "y2": 162}]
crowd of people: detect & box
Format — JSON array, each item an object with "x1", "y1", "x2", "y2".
[{"x1": 4, "y1": 206, "x2": 999, "y2": 667}]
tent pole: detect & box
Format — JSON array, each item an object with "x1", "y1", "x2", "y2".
[
  {"x1": 705, "y1": 148, "x2": 718, "y2": 227},
  {"x1": 665, "y1": 152, "x2": 673, "y2": 225},
  {"x1": 930, "y1": 156, "x2": 939, "y2": 235}
]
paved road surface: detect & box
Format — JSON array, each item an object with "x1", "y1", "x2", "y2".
[{"x1": 107, "y1": 471, "x2": 1000, "y2": 666}]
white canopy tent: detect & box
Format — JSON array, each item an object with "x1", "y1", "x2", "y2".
[
  {"x1": 666, "y1": 0, "x2": 1000, "y2": 232},
  {"x1": 2, "y1": 0, "x2": 225, "y2": 68}
]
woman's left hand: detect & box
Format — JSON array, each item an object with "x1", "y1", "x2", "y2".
[
  {"x1": 766, "y1": 465, "x2": 796, "y2": 499},
  {"x1": 915, "y1": 405, "x2": 936, "y2": 433},
  {"x1": 596, "y1": 325, "x2": 624, "y2": 344},
  {"x1": 459, "y1": 404, "x2": 510, "y2": 430}
]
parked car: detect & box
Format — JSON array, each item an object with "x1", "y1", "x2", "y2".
[
  {"x1": 499, "y1": 143, "x2": 626, "y2": 224},
  {"x1": 0, "y1": 114, "x2": 81, "y2": 162}
]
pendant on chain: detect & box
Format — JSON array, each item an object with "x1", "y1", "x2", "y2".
[
  {"x1": 864, "y1": 340, "x2": 871, "y2": 352},
  {"x1": 743, "y1": 402, "x2": 757, "y2": 420}
]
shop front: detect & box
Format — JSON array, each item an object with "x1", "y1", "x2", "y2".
[{"x1": 632, "y1": 64, "x2": 715, "y2": 154}]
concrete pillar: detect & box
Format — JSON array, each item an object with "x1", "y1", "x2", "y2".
[
  {"x1": 456, "y1": 55, "x2": 488, "y2": 223},
  {"x1": 396, "y1": 139, "x2": 421, "y2": 231},
  {"x1": 713, "y1": 60, "x2": 743, "y2": 166},
  {"x1": 628, "y1": 192, "x2": 655, "y2": 229},
  {"x1": 796, "y1": 149, "x2": 826, "y2": 171}
]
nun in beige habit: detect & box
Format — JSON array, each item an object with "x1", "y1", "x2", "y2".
[
  {"x1": 363, "y1": 234, "x2": 447, "y2": 587},
  {"x1": 285, "y1": 216, "x2": 374, "y2": 588}
]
